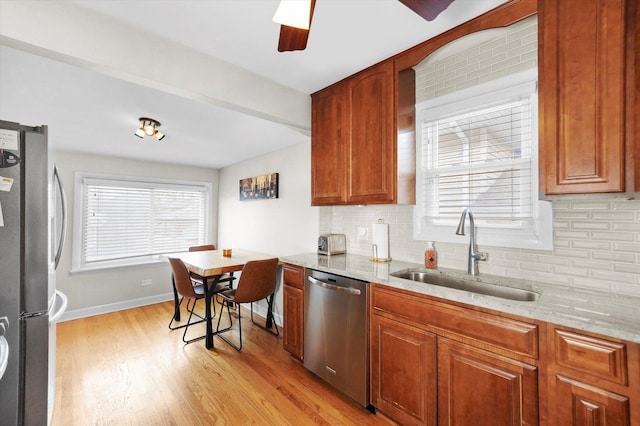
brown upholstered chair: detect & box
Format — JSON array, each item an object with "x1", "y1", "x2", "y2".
[
  {"x1": 215, "y1": 258, "x2": 279, "y2": 351},
  {"x1": 168, "y1": 257, "x2": 229, "y2": 344}
]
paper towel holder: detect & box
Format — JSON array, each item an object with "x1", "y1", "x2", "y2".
[
  {"x1": 370, "y1": 219, "x2": 392, "y2": 262},
  {"x1": 370, "y1": 243, "x2": 392, "y2": 262}
]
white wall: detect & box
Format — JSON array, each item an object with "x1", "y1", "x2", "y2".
[
  {"x1": 55, "y1": 141, "x2": 318, "y2": 322},
  {"x1": 55, "y1": 151, "x2": 219, "y2": 318},
  {"x1": 218, "y1": 141, "x2": 319, "y2": 322},
  {"x1": 218, "y1": 141, "x2": 318, "y2": 255}
]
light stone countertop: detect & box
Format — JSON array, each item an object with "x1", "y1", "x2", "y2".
[{"x1": 281, "y1": 253, "x2": 640, "y2": 344}]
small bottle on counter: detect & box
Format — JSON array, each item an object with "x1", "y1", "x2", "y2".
[{"x1": 425, "y1": 241, "x2": 437, "y2": 269}]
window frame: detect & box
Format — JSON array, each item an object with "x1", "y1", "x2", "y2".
[
  {"x1": 414, "y1": 69, "x2": 553, "y2": 250},
  {"x1": 71, "y1": 172, "x2": 212, "y2": 273}
]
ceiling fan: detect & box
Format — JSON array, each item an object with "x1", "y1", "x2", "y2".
[{"x1": 273, "y1": 0, "x2": 456, "y2": 52}]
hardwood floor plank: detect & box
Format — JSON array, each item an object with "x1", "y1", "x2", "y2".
[{"x1": 51, "y1": 301, "x2": 395, "y2": 425}]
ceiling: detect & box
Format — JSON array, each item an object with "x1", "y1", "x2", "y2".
[{"x1": 0, "y1": 0, "x2": 508, "y2": 169}]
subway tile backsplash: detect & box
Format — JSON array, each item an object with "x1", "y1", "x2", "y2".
[
  {"x1": 415, "y1": 16, "x2": 537, "y2": 102},
  {"x1": 319, "y1": 194, "x2": 640, "y2": 296}
]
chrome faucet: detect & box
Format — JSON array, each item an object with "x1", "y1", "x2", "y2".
[{"x1": 455, "y1": 208, "x2": 488, "y2": 275}]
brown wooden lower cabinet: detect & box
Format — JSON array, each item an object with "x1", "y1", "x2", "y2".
[
  {"x1": 554, "y1": 375, "x2": 630, "y2": 426},
  {"x1": 282, "y1": 263, "x2": 304, "y2": 360},
  {"x1": 370, "y1": 313, "x2": 437, "y2": 426},
  {"x1": 369, "y1": 284, "x2": 540, "y2": 426},
  {"x1": 546, "y1": 326, "x2": 639, "y2": 426},
  {"x1": 370, "y1": 313, "x2": 538, "y2": 426},
  {"x1": 370, "y1": 284, "x2": 640, "y2": 426},
  {"x1": 437, "y1": 338, "x2": 538, "y2": 426}
]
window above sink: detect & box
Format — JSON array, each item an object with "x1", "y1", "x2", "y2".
[{"x1": 412, "y1": 17, "x2": 552, "y2": 251}]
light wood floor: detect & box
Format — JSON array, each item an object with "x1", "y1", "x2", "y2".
[{"x1": 51, "y1": 300, "x2": 396, "y2": 425}]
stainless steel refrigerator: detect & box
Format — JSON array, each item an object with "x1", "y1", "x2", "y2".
[{"x1": 0, "y1": 120, "x2": 68, "y2": 425}]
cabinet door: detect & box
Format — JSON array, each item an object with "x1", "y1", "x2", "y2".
[
  {"x1": 311, "y1": 83, "x2": 347, "y2": 205},
  {"x1": 437, "y1": 338, "x2": 538, "y2": 426},
  {"x1": 282, "y1": 264, "x2": 304, "y2": 360},
  {"x1": 539, "y1": 0, "x2": 627, "y2": 194},
  {"x1": 554, "y1": 375, "x2": 630, "y2": 426},
  {"x1": 370, "y1": 314, "x2": 437, "y2": 426},
  {"x1": 347, "y1": 61, "x2": 395, "y2": 204},
  {"x1": 283, "y1": 285, "x2": 303, "y2": 360}
]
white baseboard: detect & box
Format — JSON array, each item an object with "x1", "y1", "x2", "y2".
[
  {"x1": 58, "y1": 293, "x2": 283, "y2": 327},
  {"x1": 59, "y1": 293, "x2": 174, "y2": 322},
  {"x1": 245, "y1": 302, "x2": 283, "y2": 328}
]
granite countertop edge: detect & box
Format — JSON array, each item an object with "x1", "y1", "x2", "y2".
[{"x1": 281, "y1": 253, "x2": 640, "y2": 344}]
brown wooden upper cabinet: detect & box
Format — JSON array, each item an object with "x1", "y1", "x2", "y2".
[
  {"x1": 539, "y1": 0, "x2": 639, "y2": 194},
  {"x1": 311, "y1": 60, "x2": 416, "y2": 206},
  {"x1": 311, "y1": 0, "x2": 638, "y2": 200}
]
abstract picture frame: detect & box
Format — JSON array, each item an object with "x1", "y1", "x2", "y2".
[{"x1": 239, "y1": 172, "x2": 279, "y2": 200}]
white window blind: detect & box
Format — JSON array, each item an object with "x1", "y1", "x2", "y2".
[
  {"x1": 422, "y1": 99, "x2": 533, "y2": 227},
  {"x1": 414, "y1": 70, "x2": 553, "y2": 250},
  {"x1": 75, "y1": 175, "x2": 209, "y2": 270}
]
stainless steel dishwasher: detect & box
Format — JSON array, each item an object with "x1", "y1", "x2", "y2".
[{"x1": 304, "y1": 268, "x2": 371, "y2": 410}]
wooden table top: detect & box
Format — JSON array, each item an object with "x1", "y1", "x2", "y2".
[{"x1": 165, "y1": 249, "x2": 280, "y2": 277}]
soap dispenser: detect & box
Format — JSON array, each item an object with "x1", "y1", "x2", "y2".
[{"x1": 425, "y1": 241, "x2": 437, "y2": 269}]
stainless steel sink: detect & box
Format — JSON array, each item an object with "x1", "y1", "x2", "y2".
[{"x1": 390, "y1": 270, "x2": 539, "y2": 302}]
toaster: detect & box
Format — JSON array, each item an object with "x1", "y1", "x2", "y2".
[{"x1": 317, "y1": 234, "x2": 346, "y2": 255}]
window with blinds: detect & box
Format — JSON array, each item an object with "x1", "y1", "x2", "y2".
[
  {"x1": 73, "y1": 174, "x2": 210, "y2": 271},
  {"x1": 422, "y1": 99, "x2": 532, "y2": 227},
  {"x1": 414, "y1": 70, "x2": 553, "y2": 250}
]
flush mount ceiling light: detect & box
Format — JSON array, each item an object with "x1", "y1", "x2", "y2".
[{"x1": 134, "y1": 117, "x2": 165, "y2": 140}]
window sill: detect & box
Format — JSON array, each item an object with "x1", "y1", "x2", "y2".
[{"x1": 69, "y1": 256, "x2": 166, "y2": 275}]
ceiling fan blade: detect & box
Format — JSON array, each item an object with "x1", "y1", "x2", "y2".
[
  {"x1": 399, "y1": 0, "x2": 455, "y2": 21},
  {"x1": 278, "y1": 25, "x2": 311, "y2": 52},
  {"x1": 277, "y1": 0, "x2": 316, "y2": 52}
]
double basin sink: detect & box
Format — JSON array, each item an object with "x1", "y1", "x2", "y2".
[{"x1": 390, "y1": 269, "x2": 539, "y2": 302}]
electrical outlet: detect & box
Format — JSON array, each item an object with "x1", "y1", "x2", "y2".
[
  {"x1": 357, "y1": 227, "x2": 368, "y2": 241},
  {"x1": 141, "y1": 279, "x2": 152, "y2": 287}
]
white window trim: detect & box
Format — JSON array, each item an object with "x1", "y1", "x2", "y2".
[
  {"x1": 414, "y1": 69, "x2": 553, "y2": 251},
  {"x1": 71, "y1": 172, "x2": 212, "y2": 273}
]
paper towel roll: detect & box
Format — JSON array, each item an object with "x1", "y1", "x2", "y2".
[{"x1": 372, "y1": 222, "x2": 390, "y2": 260}]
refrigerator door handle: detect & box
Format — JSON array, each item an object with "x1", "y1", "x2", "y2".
[
  {"x1": 0, "y1": 317, "x2": 8, "y2": 380},
  {"x1": 53, "y1": 165, "x2": 67, "y2": 270},
  {"x1": 49, "y1": 291, "x2": 68, "y2": 325}
]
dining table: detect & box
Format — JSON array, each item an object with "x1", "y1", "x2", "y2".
[{"x1": 166, "y1": 248, "x2": 280, "y2": 349}]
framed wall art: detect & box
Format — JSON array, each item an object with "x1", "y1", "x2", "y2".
[{"x1": 239, "y1": 172, "x2": 279, "y2": 200}]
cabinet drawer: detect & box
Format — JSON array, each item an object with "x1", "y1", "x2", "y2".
[
  {"x1": 283, "y1": 264, "x2": 304, "y2": 289},
  {"x1": 554, "y1": 328, "x2": 628, "y2": 385},
  {"x1": 372, "y1": 286, "x2": 538, "y2": 358}
]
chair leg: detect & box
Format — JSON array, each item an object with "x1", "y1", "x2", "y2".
[
  {"x1": 215, "y1": 300, "x2": 242, "y2": 351},
  {"x1": 250, "y1": 298, "x2": 279, "y2": 337},
  {"x1": 168, "y1": 296, "x2": 184, "y2": 330},
  {"x1": 181, "y1": 298, "x2": 207, "y2": 344},
  {"x1": 215, "y1": 300, "x2": 234, "y2": 334},
  {"x1": 169, "y1": 297, "x2": 206, "y2": 331}
]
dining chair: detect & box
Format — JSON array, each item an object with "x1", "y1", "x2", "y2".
[
  {"x1": 168, "y1": 257, "x2": 229, "y2": 344},
  {"x1": 215, "y1": 257, "x2": 279, "y2": 351}
]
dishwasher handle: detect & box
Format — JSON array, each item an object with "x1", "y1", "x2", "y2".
[{"x1": 307, "y1": 276, "x2": 362, "y2": 296}]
